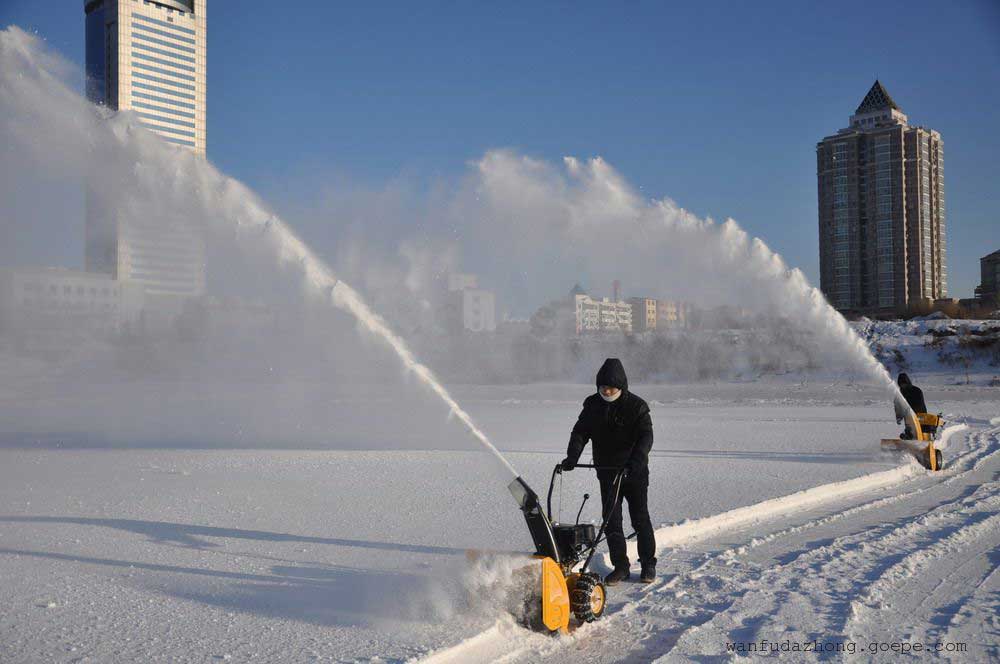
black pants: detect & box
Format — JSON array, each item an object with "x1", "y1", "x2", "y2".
[{"x1": 599, "y1": 475, "x2": 656, "y2": 570}]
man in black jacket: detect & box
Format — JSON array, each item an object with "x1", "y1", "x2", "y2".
[
  {"x1": 894, "y1": 372, "x2": 928, "y2": 439},
  {"x1": 561, "y1": 358, "x2": 656, "y2": 585}
]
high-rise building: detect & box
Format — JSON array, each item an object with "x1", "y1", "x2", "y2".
[
  {"x1": 817, "y1": 81, "x2": 946, "y2": 314},
  {"x1": 975, "y1": 249, "x2": 1000, "y2": 308},
  {"x1": 84, "y1": 0, "x2": 207, "y2": 297}
]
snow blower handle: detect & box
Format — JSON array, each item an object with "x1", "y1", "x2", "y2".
[
  {"x1": 580, "y1": 466, "x2": 628, "y2": 573},
  {"x1": 548, "y1": 463, "x2": 625, "y2": 522}
]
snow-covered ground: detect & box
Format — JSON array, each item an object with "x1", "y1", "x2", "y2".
[{"x1": 1, "y1": 379, "x2": 997, "y2": 662}]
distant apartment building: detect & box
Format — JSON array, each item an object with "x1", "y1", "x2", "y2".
[
  {"x1": 975, "y1": 250, "x2": 1000, "y2": 307},
  {"x1": 656, "y1": 300, "x2": 687, "y2": 327},
  {"x1": 0, "y1": 267, "x2": 144, "y2": 338},
  {"x1": 84, "y1": 0, "x2": 207, "y2": 298},
  {"x1": 629, "y1": 298, "x2": 657, "y2": 332},
  {"x1": 574, "y1": 294, "x2": 632, "y2": 334},
  {"x1": 817, "y1": 81, "x2": 946, "y2": 314},
  {"x1": 627, "y1": 297, "x2": 688, "y2": 332},
  {"x1": 444, "y1": 273, "x2": 496, "y2": 333}
]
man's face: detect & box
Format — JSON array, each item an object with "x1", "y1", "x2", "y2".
[{"x1": 600, "y1": 385, "x2": 621, "y2": 399}]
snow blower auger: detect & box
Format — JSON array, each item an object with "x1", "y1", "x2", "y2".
[
  {"x1": 881, "y1": 411, "x2": 945, "y2": 471},
  {"x1": 504, "y1": 463, "x2": 626, "y2": 634}
]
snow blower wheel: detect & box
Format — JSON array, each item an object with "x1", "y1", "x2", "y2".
[{"x1": 569, "y1": 573, "x2": 606, "y2": 622}]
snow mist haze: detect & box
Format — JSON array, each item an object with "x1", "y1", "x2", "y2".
[
  {"x1": 0, "y1": 26, "x2": 907, "y2": 457},
  {"x1": 285, "y1": 149, "x2": 906, "y2": 401},
  {"x1": 0, "y1": 26, "x2": 516, "y2": 482}
]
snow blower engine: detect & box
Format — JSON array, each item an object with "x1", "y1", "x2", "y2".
[
  {"x1": 504, "y1": 463, "x2": 626, "y2": 634},
  {"x1": 881, "y1": 411, "x2": 945, "y2": 471}
]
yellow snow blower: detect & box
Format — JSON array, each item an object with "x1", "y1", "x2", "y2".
[
  {"x1": 881, "y1": 411, "x2": 944, "y2": 471},
  {"x1": 502, "y1": 463, "x2": 626, "y2": 633}
]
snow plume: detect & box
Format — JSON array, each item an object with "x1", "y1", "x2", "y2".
[
  {"x1": 459, "y1": 151, "x2": 910, "y2": 410},
  {"x1": 461, "y1": 553, "x2": 538, "y2": 623},
  {"x1": 0, "y1": 24, "x2": 910, "y2": 455},
  {"x1": 0, "y1": 26, "x2": 517, "y2": 478}
]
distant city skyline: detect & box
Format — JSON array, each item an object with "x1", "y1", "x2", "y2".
[{"x1": 2, "y1": 0, "x2": 997, "y2": 301}]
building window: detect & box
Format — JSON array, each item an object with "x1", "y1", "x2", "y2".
[
  {"x1": 132, "y1": 51, "x2": 196, "y2": 73},
  {"x1": 131, "y1": 30, "x2": 196, "y2": 54},
  {"x1": 132, "y1": 89, "x2": 196, "y2": 108},
  {"x1": 132, "y1": 62, "x2": 196, "y2": 82},
  {"x1": 132, "y1": 13, "x2": 196, "y2": 36},
  {"x1": 132, "y1": 72, "x2": 195, "y2": 92},
  {"x1": 131, "y1": 41, "x2": 196, "y2": 63},
  {"x1": 134, "y1": 102, "x2": 196, "y2": 120}
]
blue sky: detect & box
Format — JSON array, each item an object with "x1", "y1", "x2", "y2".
[{"x1": 3, "y1": 0, "x2": 998, "y2": 298}]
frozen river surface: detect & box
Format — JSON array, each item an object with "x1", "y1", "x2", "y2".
[{"x1": 1, "y1": 381, "x2": 997, "y2": 662}]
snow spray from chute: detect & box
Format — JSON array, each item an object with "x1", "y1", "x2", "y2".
[
  {"x1": 471, "y1": 152, "x2": 916, "y2": 425},
  {"x1": 0, "y1": 26, "x2": 518, "y2": 482},
  {"x1": 329, "y1": 283, "x2": 517, "y2": 478},
  {"x1": 709, "y1": 216, "x2": 915, "y2": 424}
]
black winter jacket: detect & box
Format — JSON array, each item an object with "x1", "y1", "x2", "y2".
[
  {"x1": 900, "y1": 383, "x2": 927, "y2": 413},
  {"x1": 894, "y1": 373, "x2": 928, "y2": 422},
  {"x1": 565, "y1": 359, "x2": 654, "y2": 481}
]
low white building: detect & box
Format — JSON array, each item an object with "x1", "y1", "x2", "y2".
[
  {"x1": 0, "y1": 267, "x2": 144, "y2": 339},
  {"x1": 574, "y1": 294, "x2": 632, "y2": 334},
  {"x1": 445, "y1": 273, "x2": 496, "y2": 333},
  {"x1": 456, "y1": 289, "x2": 496, "y2": 333}
]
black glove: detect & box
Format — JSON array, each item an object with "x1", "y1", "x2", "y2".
[
  {"x1": 560, "y1": 457, "x2": 576, "y2": 471},
  {"x1": 622, "y1": 460, "x2": 636, "y2": 478}
]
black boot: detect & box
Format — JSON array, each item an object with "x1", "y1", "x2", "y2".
[
  {"x1": 604, "y1": 567, "x2": 630, "y2": 586},
  {"x1": 640, "y1": 559, "x2": 656, "y2": 583}
]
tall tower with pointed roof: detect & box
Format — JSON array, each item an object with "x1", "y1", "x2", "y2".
[{"x1": 817, "y1": 81, "x2": 946, "y2": 314}]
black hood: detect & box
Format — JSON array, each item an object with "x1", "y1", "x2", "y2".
[
  {"x1": 898, "y1": 373, "x2": 911, "y2": 387},
  {"x1": 596, "y1": 358, "x2": 628, "y2": 392}
]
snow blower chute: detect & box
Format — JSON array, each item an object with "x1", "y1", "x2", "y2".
[
  {"x1": 503, "y1": 463, "x2": 625, "y2": 633},
  {"x1": 881, "y1": 411, "x2": 945, "y2": 471}
]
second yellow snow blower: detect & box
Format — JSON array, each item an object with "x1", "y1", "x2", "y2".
[
  {"x1": 881, "y1": 411, "x2": 945, "y2": 471},
  {"x1": 503, "y1": 463, "x2": 627, "y2": 633}
]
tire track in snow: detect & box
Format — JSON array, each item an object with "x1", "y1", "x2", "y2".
[
  {"x1": 413, "y1": 424, "x2": 989, "y2": 663},
  {"x1": 846, "y1": 504, "x2": 1000, "y2": 648},
  {"x1": 546, "y1": 424, "x2": 991, "y2": 661},
  {"x1": 657, "y1": 422, "x2": 1000, "y2": 661},
  {"x1": 937, "y1": 555, "x2": 1000, "y2": 660},
  {"x1": 844, "y1": 428, "x2": 1000, "y2": 652}
]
